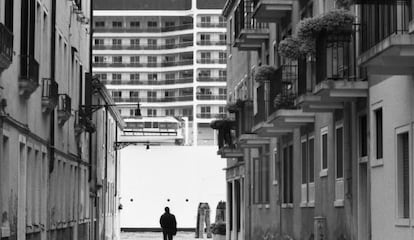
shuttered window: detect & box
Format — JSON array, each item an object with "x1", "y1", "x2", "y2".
[
  {"x1": 375, "y1": 108, "x2": 383, "y2": 159},
  {"x1": 336, "y1": 127, "x2": 344, "y2": 179},
  {"x1": 302, "y1": 141, "x2": 307, "y2": 184},
  {"x1": 359, "y1": 115, "x2": 368, "y2": 158},
  {"x1": 309, "y1": 138, "x2": 315, "y2": 183},
  {"x1": 253, "y1": 158, "x2": 260, "y2": 204},
  {"x1": 322, "y1": 131, "x2": 328, "y2": 170},
  {"x1": 397, "y1": 132, "x2": 410, "y2": 218},
  {"x1": 283, "y1": 147, "x2": 289, "y2": 203}
]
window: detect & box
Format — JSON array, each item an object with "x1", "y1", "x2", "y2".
[
  {"x1": 321, "y1": 127, "x2": 328, "y2": 176},
  {"x1": 200, "y1": 106, "x2": 211, "y2": 117},
  {"x1": 200, "y1": 34, "x2": 210, "y2": 41},
  {"x1": 335, "y1": 124, "x2": 345, "y2": 205},
  {"x1": 374, "y1": 108, "x2": 383, "y2": 159},
  {"x1": 112, "y1": 56, "x2": 122, "y2": 63},
  {"x1": 219, "y1": 106, "x2": 225, "y2": 114},
  {"x1": 219, "y1": 70, "x2": 227, "y2": 78},
  {"x1": 112, "y1": 73, "x2": 121, "y2": 80},
  {"x1": 94, "y1": 39, "x2": 104, "y2": 45},
  {"x1": 148, "y1": 39, "x2": 157, "y2": 47},
  {"x1": 112, "y1": 39, "x2": 121, "y2": 46},
  {"x1": 165, "y1": 73, "x2": 175, "y2": 80},
  {"x1": 165, "y1": 38, "x2": 175, "y2": 48},
  {"x1": 147, "y1": 56, "x2": 157, "y2": 66},
  {"x1": 95, "y1": 21, "x2": 105, "y2": 27},
  {"x1": 397, "y1": 130, "x2": 410, "y2": 219},
  {"x1": 164, "y1": 91, "x2": 175, "y2": 97},
  {"x1": 199, "y1": 70, "x2": 211, "y2": 77},
  {"x1": 147, "y1": 91, "x2": 157, "y2": 98},
  {"x1": 165, "y1": 21, "x2": 175, "y2": 28},
  {"x1": 282, "y1": 145, "x2": 293, "y2": 205},
  {"x1": 130, "y1": 56, "x2": 140, "y2": 63},
  {"x1": 148, "y1": 73, "x2": 157, "y2": 81},
  {"x1": 201, "y1": 52, "x2": 211, "y2": 59},
  {"x1": 201, "y1": 16, "x2": 211, "y2": 23},
  {"x1": 111, "y1": 91, "x2": 121, "y2": 98},
  {"x1": 166, "y1": 109, "x2": 175, "y2": 116},
  {"x1": 130, "y1": 21, "x2": 140, "y2": 28},
  {"x1": 359, "y1": 115, "x2": 368, "y2": 159},
  {"x1": 301, "y1": 135, "x2": 315, "y2": 207},
  {"x1": 95, "y1": 73, "x2": 107, "y2": 80},
  {"x1": 112, "y1": 21, "x2": 122, "y2": 28},
  {"x1": 219, "y1": 52, "x2": 227, "y2": 59},
  {"x1": 182, "y1": 108, "x2": 193, "y2": 117},
  {"x1": 130, "y1": 39, "x2": 140, "y2": 46},
  {"x1": 147, "y1": 21, "x2": 157, "y2": 28},
  {"x1": 253, "y1": 157, "x2": 260, "y2": 204},
  {"x1": 130, "y1": 73, "x2": 140, "y2": 81},
  {"x1": 147, "y1": 109, "x2": 157, "y2": 117},
  {"x1": 94, "y1": 56, "x2": 104, "y2": 63},
  {"x1": 219, "y1": 88, "x2": 227, "y2": 95}
]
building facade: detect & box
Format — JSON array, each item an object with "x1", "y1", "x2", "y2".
[
  {"x1": 92, "y1": 0, "x2": 227, "y2": 146},
  {"x1": 217, "y1": 0, "x2": 414, "y2": 240},
  {"x1": 0, "y1": 1, "x2": 123, "y2": 239}
]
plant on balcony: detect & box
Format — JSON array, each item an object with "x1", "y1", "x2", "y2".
[
  {"x1": 336, "y1": 0, "x2": 353, "y2": 9},
  {"x1": 273, "y1": 93, "x2": 296, "y2": 109},
  {"x1": 254, "y1": 65, "x2": 276, "y2": 82},
  {"x1": 211, "y1": 222, "x2": 226, "y2": 235},
  {"x1": 278, "y1": 37, "x2": 315, "y2": 59},
  {"x1": 296, "y1": 9, "x2": 354, "y2": 40}
]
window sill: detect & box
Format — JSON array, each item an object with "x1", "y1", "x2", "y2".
[
  {"x1": 281, "y1": 203, "x2": 293, "y2": 209},
  {"x1": 1, "y1": 226, "x2": 10, "y2": 237},
  {"x1": 300, "y1": 202, "x2": 315, "y2": 208},
  {"x1": 334, "y1": 199, "x2": 344, "y2": 207},
  {"x1": 395, "y1": 218, "x2": 411, "y2": 227},
  {"x1": 264, "y1": 204, "x2": 270, "y2": 209},
  {"x1": 272, "y1": 180, "x2": 278, "y2": 186},
  {"x1": 371, "y1": 158, "x2": 384, "y2": 168},
  {"x1": 257, "y1": 204, "x2": 262, "y2": 209},
  {"x1": 359, "y1": 156, "x2": 368, "y2": 164},
  {"x1": 300, "y1": 202, "x2": 307, "y2": 208},
  {"x1": 319, "y1": 169, "x2": 328, "y2": 178}
]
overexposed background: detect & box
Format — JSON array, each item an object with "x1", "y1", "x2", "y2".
[{"x1": 120, "y1": 145, "x2": 226, "y2": 228}]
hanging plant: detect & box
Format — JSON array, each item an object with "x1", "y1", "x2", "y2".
[
  {"x1": 296, "y1": 9, "x2": 354, "y2": 40},
  {"x1": 278, "y1": 36, "x2": 316, "y2": 59},
  {"x1": 254, "y1": 65, "x2": 276, "y2": 82}
]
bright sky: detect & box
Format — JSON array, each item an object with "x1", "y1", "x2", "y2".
[{"x1": 120, "y1": 145, "x2": 226, "y2": 228}]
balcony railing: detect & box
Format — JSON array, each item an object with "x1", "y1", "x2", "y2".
[
  {"x1": 359, "y1": 0, "x2": 412, "y2": 53},
  {"x1": 234, "y1": 0, "x2": 269, "y2": 39},
  {"x1": 93, "y1": 60, "x2": 194, "y2": 68},
  {"x1": 196, "y1": 58, "x2": 227, "y2": 64},
  {"x1": 197, "y1": 113, "x2": 227, "y2": 119},
  {"x1": 112, "y1": 96, "x2": 194, "y2": 103},
  {"x1": 197, "y1": 22, "x2": 226, "y2": 28},
  {"x1": 57, "y1": 94, "x2": 72, "y2": 125},
  {"x1": 41, "y1": 78, "x2": 59, "y2": 112},
  {"x1": 19, "y1": 55, "x2": 40, "y2": 97},
  {"x1": 197, "y1": 40, "x2": 226, "y2": 46},
  {"x1": 197, "y1": 77, "x2": 226, "y2": 82},
  {"x1": 269, "y1": 64, "x2": 297, "y2": 115},
  {"x1": 93, "y1": 42, "x2": 194, "y2": 50},
  {"x1": 0, "y1": 23, "x2": 13, "y2": 72},
  {"x1": 196, "y1": 95, "x2": 226, "y2": 100},
  {"x1": 94, "y1": 23, "x2": 194, "y2": 33},
  {"x1": 316, "y1": 33, "x2": 356, "y2": 84},
  {"x1": 235, "y1": 100, "x2": 254, "y2": 137},
  {"x1": 102, "y1": 77, "x2": 193, "y2": 85}
]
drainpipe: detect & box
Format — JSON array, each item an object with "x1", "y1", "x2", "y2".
[
  {"x1": 49, "y1": 0, "x2": 56, "y2": 173},
  {"x1": 103, "y1": 106, "x2": 109, "y2": 239}
]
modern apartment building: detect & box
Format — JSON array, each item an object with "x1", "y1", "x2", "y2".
[
  {"x1": 0, "y1": 1, "x2": 123, "y2": 239},
  {"x1": 93, "y1": 0, "x2": 228, "y2": 146},
  {"x1": 216, "y1": 0, "x2": 414, "y2": 240}
]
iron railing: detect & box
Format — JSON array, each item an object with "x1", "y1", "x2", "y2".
[
  {"x1": 102, "y1": 77, "x2": 193, "y2": 85},
  {"x1": 94, "y1": 23, "x2": 194, "y2": 33},
  {"x1": 93, "y1": 60, "x2": 194, "y2": 68},
  {"x1": 112, "y1": 96, "x2": 194, "y2": 103},
  {"x1": 58, "y1": 94, "x2": 72, "y2": 114},
  {"x1": 196, "y1": 58, "x2": 227, "y2": 64},
  {"x1": 196, "y1": 95, "x2": 227, "y2": 100},
  {"x1": 269, "y1": 64, "x2": 298, "y2": 115},
  {"x1": 234, "y1": 0, "x2": 268, "y2": 38},
  {"x1": 41, "y1": 78, "x2": 59, "y2": 101},
  {"x1": 359, "y1": 0, "x2": 412, "y2": 53},
  {"x1": 93, "y1": 42, "x2": 194, "y2": 50},
  {"x1": 197, "y1": 22, "x2": 226, "y2": 28},
  {"x1": 197, "y1": 77, "x2": 226, "y2": 82},
  {"x1": 197, "y1": 40, "x2": 226, "y2": 46}
]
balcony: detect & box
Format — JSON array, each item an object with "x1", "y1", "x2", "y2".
[
  {"x1": 297, "y1": 32, "x2": 368, "y2": 112},
  {"x1": 112, "y1": 96, "x2": 194, "y2": 103},
  {"x1": 75, "y1": 109, "x2": 96, "y2": 134},
  {"x1": 197, "y1": 76, "x2": 226, "y2": 82},
  {"x1": 197, "y1": 22, "x2": 226, "y2": 28},
  {"x1": 267, "y1": 64, "x2": 315, "y2": 127},
  {"x1": 234, "y1": 0, "x2": 269, "y2": 50},
  {"x1": 19, "y1": 55, "x2": 39, "y2": 97},
  {"x1": 94, "y1": 23, "x2": 194, "y2": 33},
  {"x1": 0, "y1": 23, "x2": 13, "y2": 72},
  {"x1": 57, "y1": 94, "x2": 71, "y2": 125},
  {"x1": 210, "y1": 119, "x2": 244, "y2": 158},
  {"x1": 197, "y1": 58, "x2": 227, "y2": 64},
  {"x1": 41, "y1": 78, "x2": 59, "y2": 113},
  {"x1": 196, "y1": 94, "x2": 226, "y2": 100},
  {"x1": 252, "y1": 0, "x2": 293, "y2": 22},
  {"x1": 102, "y1": 77, "x2": 193, "y2": 85},
  {"x1": 93, "y1": 60, "x2": 194, "y2": 68},
  {"x1": 197, "y1": 40, "x2": 226, "y2": 46},
  {"x1": 93, "y1": 42, "x2": 194, "y2": 50},
  {"x1": 197, "y1": 113, "x2": 227, "y2": 119},
  {"x1": 357, "y1": 0, "x2": 414, "y2": 74}
]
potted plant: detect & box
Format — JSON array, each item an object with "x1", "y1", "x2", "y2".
[
  {"x1": 278, "y1": 36, "x2": 316, "y2": 59},
  {"x1": 212, "y1": 222, "x2": 226, "y2": 240},
  {"x1": 254, "y1": 65, "x2": 276, "y2": 82}
]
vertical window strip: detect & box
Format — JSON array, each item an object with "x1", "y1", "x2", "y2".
[
  {"x1": 397, "y1": 132, "x2": 410, "y2": 218},
  {"x1": 283, "y1": 147, "x2": 288, "y2": 204},
  {"x1": 309, "y1": 138, "x2": 315, "y2": 183},
  {"x1": 322, "y1": 131, "x2": 328, "y2": 170},
  {"x1": 336, "y1": 127, "x2": 344, "y2": 179},
  {"x1": 288, "y1": 145, "x2": 294, "y2": 204},
  {"x1": 359, "y1": 115, "x2": 368, "y2": 158},
  {"x1": 375, "y1": 108, "x2": 383, "y2": 159},
  {"x1": 301, "y1": 140, "x2": 307, "y2": 185}
]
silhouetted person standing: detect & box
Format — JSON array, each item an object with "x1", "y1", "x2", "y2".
[{"x1": 160, "y1": 207, "x2": 177, "y2": 240}]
